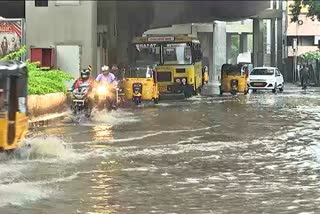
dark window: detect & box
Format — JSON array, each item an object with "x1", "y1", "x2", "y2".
[
  {"x1": 35, "y1": 0, "x2": 48, "y2": 7},
  {"x1": 287, "y1": 36, "x2": 315, "y2": 46},
  {"x1": 157, "y1": 72, "x2": 171, "y2": 82}
]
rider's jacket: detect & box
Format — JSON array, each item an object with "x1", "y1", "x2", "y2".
[{"x1": 72, "y1": 77, "x2": 95, "y2": 91}]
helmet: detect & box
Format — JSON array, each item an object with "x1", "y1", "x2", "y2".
[
  {"x1": 80, "y1": 68, "x2": 90, "y2": 80},
  {"x1": 102, "y1": 65, "x2": 109, "y2": 71},
  {"x1": 111, "y1": 65, "x2": 118, "y2": 71}
]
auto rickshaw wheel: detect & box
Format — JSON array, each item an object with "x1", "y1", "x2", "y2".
[
  {"x1": 154, "y1": 98, "x2": 159, "y2": 104},
  {"x1": 230, "y1": 90, "x2": 237, "y2": 95},
  {"x1": 244, "y1": 89, "x2": 249, "y2": 95},
  {"x1": 219, "y1": 86, "x2": 223, "y2": 96}
]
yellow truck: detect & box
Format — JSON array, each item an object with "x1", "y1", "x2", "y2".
[{"x1": 132, "y1": 35, "x2": 206, "y2": 98}]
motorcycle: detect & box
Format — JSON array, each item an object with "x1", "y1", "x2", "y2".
[
  {"x1": 94, "y1": 82, "x2": 119, "y2": 112},
  {"x1": 68, "y1": 82, "x2": 93, "y2": 118}
]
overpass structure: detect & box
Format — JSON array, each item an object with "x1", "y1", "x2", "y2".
[
  {"x1": 96, "y1": 0, "x2": 285, "y2": 94},
  {"x1": 22, "y1": 0, "x2": 285, "y2": 94}
]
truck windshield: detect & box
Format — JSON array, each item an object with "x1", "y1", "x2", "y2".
[
  {"x1": 134, "y1": 44, "x2": 160, "y2": 66},
  {"x1": 251, "y1": 68, "x2": 274, "y2": 75},
  {"x1": 163, "y1": 43, "x2": 192, "y2": 65}
]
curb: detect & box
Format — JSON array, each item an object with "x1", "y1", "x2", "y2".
[{"x1": 28, "y1": 111, "x2": 69, "y2": 128}]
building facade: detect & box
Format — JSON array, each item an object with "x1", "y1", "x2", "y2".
[
  {"x1": 286, "y1": 0, "x2": 320, "y2": 82},
  {"x1": 25, "y1": 0, "x2": 97, "y2": 79}
]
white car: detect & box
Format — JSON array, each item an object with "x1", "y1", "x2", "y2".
[{"x1": 248, "y1": 67, "x2": 284, "y2": 93}]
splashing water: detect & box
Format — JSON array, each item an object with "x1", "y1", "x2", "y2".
[{"x1": 91, "y1": 109, "x2": 140, "y2": 125}]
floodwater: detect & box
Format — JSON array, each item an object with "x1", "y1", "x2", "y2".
[{"x1": 1, "y1": 85, "x2": 320, "y2": 214}]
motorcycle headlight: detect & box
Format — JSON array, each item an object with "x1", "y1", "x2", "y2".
[{"x1": 96, "y1": 86, "x2": 108, "y2": 95}]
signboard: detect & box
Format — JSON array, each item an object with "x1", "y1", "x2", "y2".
[
  {"x1": 147, "y1": 37, "x2": 175, "y2": 42},
  {"x1": 0, "y1": 19, "x2": 24, "y2": 59}
]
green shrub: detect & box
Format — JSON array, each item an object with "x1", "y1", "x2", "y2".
[{"x1": 1, "y1": 46, "x2": 74, "y2": 95}]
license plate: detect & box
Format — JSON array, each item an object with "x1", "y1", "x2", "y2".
[
  {"x1": 254, "y1": 83, "x2": 264, "y2": 86},
  {"x1": 158, "y1": 86, "x2": 167, "y2": 91}
]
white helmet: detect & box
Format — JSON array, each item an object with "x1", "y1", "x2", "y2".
[{"x1": 102, "y1": 65, "x2": 109, "y2": 71}]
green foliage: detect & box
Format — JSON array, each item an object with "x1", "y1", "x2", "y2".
[
  {"x1": 0, "y1": 46, "x2": 74, "y2": 95},
  {"x1": 1, "y1": 46, "x2": 27, "y2": 60},
  {"x1": 230, "y1": 35, "x2": 239, "y2": 61},
  {"x1": 300, "y1": 50, "x2": 320, "y2": 62},
  {"x1": 290, "y1": 0, "x2": 320, "y2": 22}
]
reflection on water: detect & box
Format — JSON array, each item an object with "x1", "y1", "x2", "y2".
[
  {"x1": 2, "y1": 86, "x2": 320, "y2": 213},
  {"x1": 92, "y1": 125, "x2": 114, "y2": 142}
]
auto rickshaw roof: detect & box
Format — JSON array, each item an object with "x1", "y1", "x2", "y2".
[{"x1": 0, "y1": 60, "x2": 27, "y2": 77}]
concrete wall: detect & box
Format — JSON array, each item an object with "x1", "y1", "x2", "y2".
[{"x1": 25, "y1": 1, "x2": 97, "y2": 75}]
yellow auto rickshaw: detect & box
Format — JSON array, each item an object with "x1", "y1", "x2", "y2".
[
  {"x1": 219, "y1": 63, "x2": 249, "y2": 96},
  {"x1": 0, "y1": 60, "x2": 29, "y2": 152},
  {"x1": 123, "y1": 66, "x2": 159, "y2": 105}
]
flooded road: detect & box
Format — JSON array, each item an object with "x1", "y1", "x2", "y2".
[{"x1": 2, "y1": 85, "x2": 320, "y2": 214}]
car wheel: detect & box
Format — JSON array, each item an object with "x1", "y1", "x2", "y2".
[
  {"x1": 252, "y1": 89, "x2": 257, "y2": 93},
  {"x1": 279, "y1": 83, "x2": 284, "y2": 92},
  {"x1": 272, "y1": 83, "x2": 277, "y2": 94}
]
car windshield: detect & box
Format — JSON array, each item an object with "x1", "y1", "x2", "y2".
[
  {"x1": 134, "y1": 44, "x2": 160, "y2": 66},
  {"x1": 251, "y1": 68, "x2": 274, "y2": 75},
  {"x1": 163, "y1": 43, "x2": 192, "y2": 65}
]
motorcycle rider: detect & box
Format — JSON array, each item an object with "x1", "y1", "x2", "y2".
[
  {"x1": 96, "y1": 65, "x2": 117, "y2": 110},
  {"x1": 96, "y1": 65, "x2": 116, "y2": 83},
  {"x1": 70, "y1": 67, "x2": 95, "y2": 115}
]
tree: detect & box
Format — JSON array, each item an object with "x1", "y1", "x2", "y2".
[{"x1": 290, "y1": 0, "x2": 320, "y2": 22}]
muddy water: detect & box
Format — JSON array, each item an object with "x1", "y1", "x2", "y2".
[{"x1": 1, "y1": 86, "x2": 320, "y2": 214}]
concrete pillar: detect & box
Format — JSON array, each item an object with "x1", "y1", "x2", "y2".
[
  {"x1": 253, "y1": 18, "x2": 264, "y2": 67},
  {"x1": 276, "y1": 4, "x2": 283, "y2": 70},
  {"x1": 202, "y1": 21, "x2": 226, "y2": 96},
  {"x1": 198, "y1": 32, "x2": 213, "y2": 76},
  {"x1": 212, "y1": 21, "x2": 226, "y2": 82},
  {"x1": 239, "y1": 33, "x2": 248, "y2": 53},
  {"x1": 270, "y1": 18, "x2": 276, "y2": 66},
  {"x1": 226, "y1": 33, "x2": 232, "y2": 63}
]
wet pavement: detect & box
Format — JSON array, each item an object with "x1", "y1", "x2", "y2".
[{"x1": 1, "y1": 85, "x2": 320, "y2": 214}]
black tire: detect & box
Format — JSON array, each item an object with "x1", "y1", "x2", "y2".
[
  {"x1": 252, "y1": 89, "x2": 257, "y2": 93},
  {"x1": 230, "y1": 90, "x2": 237, "y2": 96},
  {"x1": 219, "y1": 86, "x2": 223, "y2": 96},
  {"x1": 272, "y1": 83, "x2": 277, "y2": 94},
  {"x1": 134, "y1": 97, "x2": 140, "y2": 106},
  {"x1": 244, "y1": 89, "x2": 248, "y2": 95},
  {"x1": 279, "y1": 85, "x2": 284, "y2": 92},
  {"x1": 154, "y1": 98, "x2": 159, "y2": 104}
]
